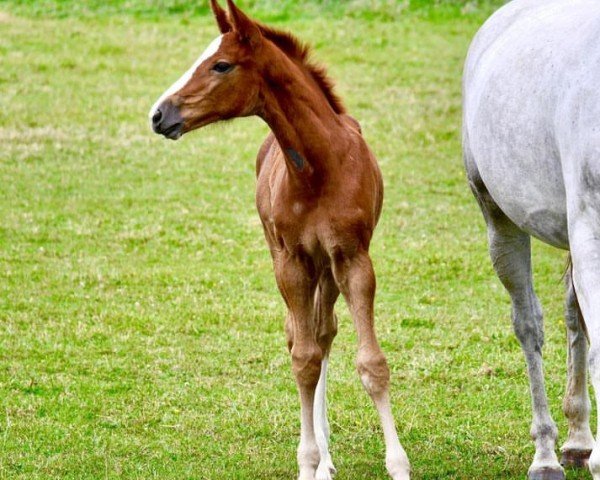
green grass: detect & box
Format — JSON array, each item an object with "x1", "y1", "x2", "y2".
[
  {"x1": 0, "y1": 0, "x2": 503, "y2": 21},
  {"x1": 0, "y1": 1, "x2": 593, "y2": 479}
]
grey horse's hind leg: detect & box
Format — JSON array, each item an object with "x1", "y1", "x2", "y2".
[
  {"x1": 566, "y1": 185, "x2": 600, "y2": 478},
  {"x1": 466, "y1": 154, "x2": 564, "y2": 480},
  {"x1": 560, "y1": 266, "x2": 594, "y2": 468},
  {"x1": 486, "y1": 213, "x2": 563, "y2": 480}
]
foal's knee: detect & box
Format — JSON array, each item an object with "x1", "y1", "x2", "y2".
[
  {"x1": 357, "y1": 349, "x2": 390, "y2": 396},
  {"x1": 292, "y1": 344, "x2": 323, "y2": 388}
]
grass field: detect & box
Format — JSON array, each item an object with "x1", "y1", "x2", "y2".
[{"x1": 0, "y1": 1, "x2": 594, "y2": 479}]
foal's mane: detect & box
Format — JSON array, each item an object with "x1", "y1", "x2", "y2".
[{"x1": 257, "y1": 23, "x2": 346, "y2": 114}]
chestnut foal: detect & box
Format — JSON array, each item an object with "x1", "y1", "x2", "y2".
[{"x1": 149, "y1": 2, "x2": 410, "y2": 479}]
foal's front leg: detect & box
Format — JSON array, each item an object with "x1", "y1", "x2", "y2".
[
  {"x1": 276, "y1": 253, "x2": 322, "y2": 480},
  {"x1": 332, "y1": 251, "x2": 410, "y2": 480}
]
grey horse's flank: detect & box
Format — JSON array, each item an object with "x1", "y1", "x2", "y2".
[{"x1": 463, "y1": 1, "x2": 600, "y2": 479}]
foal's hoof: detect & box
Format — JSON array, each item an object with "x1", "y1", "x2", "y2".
[
  {"x1": 561, "y1": 449, "x2": 592, "y2": 469},
  {"x1": 528, "y1": 467, "x2": 565, "y2": 480}
]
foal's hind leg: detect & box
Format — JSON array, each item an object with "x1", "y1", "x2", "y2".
[
  {"x1": 314, "y1": 269, "x2": 339, "y2": 480},
  {"x1": 560, "y1": 267, "x2": 594, "y2": 468},
  {"x1": 467, "y1": 164, "x2": 563, "y2": 479},
  {"x1": 332, "y1": 251, "x2": 410, "y2": 480}
]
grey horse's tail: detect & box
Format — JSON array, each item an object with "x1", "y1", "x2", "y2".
[{"x1": 565, "y1": 254, "x2": 589, "y2": 341}]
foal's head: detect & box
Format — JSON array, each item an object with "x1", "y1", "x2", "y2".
[
  {"x1": 149, "y1": 0, "x2": 344, "y2": 140},
  {"x1": 149, "y1": 0, "x2": 268, "y2": 139}
]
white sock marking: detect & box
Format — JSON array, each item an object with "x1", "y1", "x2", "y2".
[{"x1": 314, "y1": 357, "x2": 335, "y2": 479}]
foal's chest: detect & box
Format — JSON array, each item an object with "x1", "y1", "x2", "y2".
[
  {"x1": 265, "y1": 195, "x2": 369, "y2": 258},
  {"x1": 255, "y1": 138, "x2": 379, "y2": 258}
]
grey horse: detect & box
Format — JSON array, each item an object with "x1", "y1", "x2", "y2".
[{"x1": 463, "y1": 1, "x2": 600, "y2": 479}]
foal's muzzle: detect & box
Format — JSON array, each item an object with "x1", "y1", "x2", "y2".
[{"x1": 151, "y1": 100, "x2": 183, "y2": 140}]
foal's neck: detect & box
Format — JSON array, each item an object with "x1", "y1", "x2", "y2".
[{"x1": 259, "y1": 52, "x2": 348, "y2": 187}]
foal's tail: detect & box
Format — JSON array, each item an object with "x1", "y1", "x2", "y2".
[{"x1": 565, "y1": 254, "x2": 589, "y2": 341}]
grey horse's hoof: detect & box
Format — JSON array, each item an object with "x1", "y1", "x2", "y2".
[
  {"x1": 528, "y1": 467, "x2": 565, "y2": 480},
  {"x1": 560, "y1": 449, "x2": 592, "y2": 468}
]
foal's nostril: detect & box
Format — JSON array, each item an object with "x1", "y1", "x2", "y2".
[
  {"x1": 150, "y1": 101, "x2": 183, "y2": 139},
  {"x1": 152, "y1": 109, "x2": 163, "y2": 127}
]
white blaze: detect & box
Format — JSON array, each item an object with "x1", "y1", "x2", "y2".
[{"x1": 148, "y1": 35, "x2": 223, "y2": 123}]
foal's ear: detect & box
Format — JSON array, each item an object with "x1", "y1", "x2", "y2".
[
  {"x1": 209, "y1": 0, "x2": 231, "y2": 34},
  {"x1": 226, "y1": 0, "x2": 261, "y2": 48}
]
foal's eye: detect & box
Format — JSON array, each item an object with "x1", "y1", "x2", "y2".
[{"x1": 212, "y1": 62, "x2": 233, "y2": 74}]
